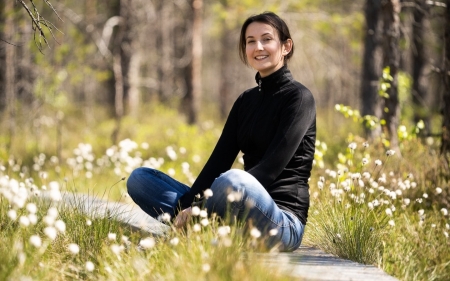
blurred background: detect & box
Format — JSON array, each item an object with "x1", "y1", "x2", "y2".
[{"x1": 0, "y1": 0, "x2": 449, "y2": 171}]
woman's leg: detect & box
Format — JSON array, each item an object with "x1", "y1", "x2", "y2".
[
  {"x1": 205, "y1": 169, "x2": 304, "y2": 252},
  {"x1": 126, "y1": 167, "x2": 190, "y2": 219}
]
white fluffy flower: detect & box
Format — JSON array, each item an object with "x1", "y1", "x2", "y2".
[
  {"x1": 193, "y1": 224, "x2": 201, "y2": 232},
  {"x1": 269, "y1": 228, "x2": 278, "y2": 236},
  {"x1": 139, "y1": 237, "x2": 155, "y2": 249},
  {"x1": 85, "y1": 261, "x2": 95, "y2": 272},
  {"x1": 47, "y1": 207, "x2": 59, "y2": 218},
  {"x1": 29, "y1": 235, "x2": 42, "y2": 248},
  {"x1": 200, "y1": 218, "x2": 209, "y2": 226},
  {"x1": 170, "y1": 237, "x2": 180, "y2": 246},
  {"x1": 202, "y1": 263, "x2": 211, "y2": 272},
  {"x1": 68, "y1": 243, "x2": 80, "y2": 254},
  {"x1": 7, "y1": 209, "x2": 17, "y2": 220},
  {"x1": 44, "y1": 226, "x2": 58, "y2": 240},
  {"x1": 26, "y1": 203, "x2": 37, "y2": 214},
  {"x1": 48, "y1": 181, "x2": 60, "y2": 190},
  {"x1": 199, "y1": 210, "x2": 208, "y2": 218},
  {"x1": 191, "y1": 206, "x2": 201, "y2": 216},
  {"x1": 385, "y1": 208, "x2": 393, "y2": 216},
  {"x1": 203, "y1": 189, "x2": 213, "y2": 199},
  {"x1": 19, "y1": 216, "x2": 30, "y2": 227},
  {"x1": 55, "y1": 220, "x2": 66, "y2": 233},
  {"x1": 250, "y1": 227, "x2": 261, "y2": 238},
  {"x1": 28, "y1": 214, "x2": 38, "y2": 225},
  {"x1": 159, "y1": 213, "x2": 171, "y2": 222},
  {"x1": 108, "y1": 233, "x2": 117, "y2": 241},
  {"x1": 317, "y1": 181, "x2": 324, "y2": 189},
  {"x1": 386, "y1": 150, "x2": 395, "y2": 156},
  {"x1": 217, "y1": 226, "x2": 231, "y2": 237},
  {"x1": 165, "y1": 146, "x2": 177, "y2": 161},
  {"x1": 110, "y1": 244, "x2": 124, "y2": 255},
  {"x1": 43, "y1": 215, "x2": 55, "y2": 226}
]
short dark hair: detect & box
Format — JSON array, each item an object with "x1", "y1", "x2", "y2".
[{"x1": 239, "y1": 12, "x2": 294, "y2": 65}]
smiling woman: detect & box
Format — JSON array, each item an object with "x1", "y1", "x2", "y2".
[
  {"x1": 240, "y1": 14, "x2": 293, "y2": 77},
  {"x1": 127, "y1": 11, "x2": 316, "y2": 252}
]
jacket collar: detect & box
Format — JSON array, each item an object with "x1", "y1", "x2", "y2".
[{"x1": 255, "y1": 65, "x2": 293, "y2": 93}]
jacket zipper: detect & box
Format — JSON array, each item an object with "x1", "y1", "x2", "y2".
[{"x1": 258, "y1": 79, "x2": 262, "y2": 92}]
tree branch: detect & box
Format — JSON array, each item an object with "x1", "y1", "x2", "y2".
[{"x1": 17, "y1": 0, "x2": 63, "y2": 53}]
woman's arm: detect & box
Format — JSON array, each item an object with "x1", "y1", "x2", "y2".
[{"x1": 178, "y1": 95, "x2": 242, "y2": 209}]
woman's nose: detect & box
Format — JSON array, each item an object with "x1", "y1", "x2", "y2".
[{"x1": 255, "y1": 40, "x2": 264, "y2": 50}]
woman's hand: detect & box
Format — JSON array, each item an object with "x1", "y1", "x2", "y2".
[{"x1": 173, "y1": 207, "x2": 192, "y2": 228}]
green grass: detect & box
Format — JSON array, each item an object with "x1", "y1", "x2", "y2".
[
  {"x1": 305, "y1": 136, "x2": 449, "y2": 280},
  {"x1": 1, "y1": 103, "x2": 449, "y2": 280},
  {"x1": 0, "y1": 188, "x2": 293, "y2": 280}
]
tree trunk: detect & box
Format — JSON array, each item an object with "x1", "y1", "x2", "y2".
[
  {"x1": 0, "y1": 4, "x2": 6, "y2": 110},
  {"x1": 4, "y1": 0, "x2": 16, "y2": 150},
  {"x1": 128, "y1": 51, "x2": 141, "y2": 116},
  {"x1": 185, "y1": 0, "x2": 203, "y2": 125},
  {"x1": 441, "y1": 1, "x2": 450, "y2": 158},
  {"x1": 157, "y1": 0, "x2": 174, "y2": 102},
  {"x1": 219, "y1": 21, "x2": 234, "y2": 120},
  {"x1": 381, "y1": 0, "x2": 401, "y2": 152},
  {"x1": 111, "y1": 0, "x2": 127, "y2": 144},
  {"x1": 411, "y1": 0, "x2": 430, "y2": 134},
  {"x1": 361, "y1": 0, "x2": 382, "y2": 139}
]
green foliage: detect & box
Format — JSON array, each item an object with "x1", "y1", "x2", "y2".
[
  {"x1": 307, "y1": 199, "x2": 388, "y2": 264},
  {"x1": 1, "y1": 103, "x2": 449, "y2": 280},
  {"x1": 0, "y1": 174, "x2": 294, "y2": 280},
  {"x1": 306, "y1": 134, "x2": 450, "y2": 280},
  {"x1": 379, "y1": 66, "x2": 394, "y2": 99}
]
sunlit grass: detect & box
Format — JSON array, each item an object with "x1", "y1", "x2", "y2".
[
  {"x1": 0, "y1": 181, "x2": 293, "y2": 280},
  {"x1": 306, "y1": 138, "x2": 449, "y2": 280},
  {"x1": 1, "y1": 104, "x2": 449, "y2": 280}
]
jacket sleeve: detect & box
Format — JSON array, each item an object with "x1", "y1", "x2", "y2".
[
  {"x1": 178, "y1": 95, "x2": 242, "y2": 209},
  {"x1": 247, "y1": 87, "x2": 316, "y2": 187}
]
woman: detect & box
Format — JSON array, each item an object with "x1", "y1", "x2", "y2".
[{"x1": 127, "y1": 11, "x2": 316, "y2": 252}]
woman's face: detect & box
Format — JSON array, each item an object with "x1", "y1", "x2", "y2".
[{"x1": 245, "y1": 22, "x2": 292, "y2": 78}]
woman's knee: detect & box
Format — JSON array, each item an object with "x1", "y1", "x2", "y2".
[
  {"x1": 212, "y1": 169, "x2": 254, "y2": 190},
  {"x1": 126, "y1": 167, "x2": 154, "y2": 194},
  {"x1": 209, "y1": 169, "x2": 261, "y2": 204}
]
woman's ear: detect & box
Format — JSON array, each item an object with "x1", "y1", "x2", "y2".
[{"x1": 282, "y1": 39, "x2": 293, "y2": 55}]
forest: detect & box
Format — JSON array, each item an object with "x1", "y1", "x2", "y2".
[
  {"x1": 0, "y1": 1, "x2": 449, "y2": 280},
  {"x1": 1, "y1": 0, "x2": 449, "y2": 152}
]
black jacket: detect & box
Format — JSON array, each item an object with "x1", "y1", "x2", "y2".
[{"x1": 180, "y1": 65, "x2": 316, "y2": 224}]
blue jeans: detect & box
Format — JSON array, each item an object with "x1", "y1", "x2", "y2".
[{"x1": 127, "y1": 167, "x2": 304, "y2": 252}]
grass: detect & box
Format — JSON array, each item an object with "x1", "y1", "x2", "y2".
[
  {"x1": 306, "y1": 137, "x2": 449, "y2": 280},
  {"x1": 1, "y1": 103, "x2": 449, "y2": 280},
  {"x1": 0, "y1": 185, "x2": 293, "y2": 280}
]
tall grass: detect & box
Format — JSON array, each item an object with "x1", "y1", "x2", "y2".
[
  {"x1": 306, "y1": 132, "x2": 449, "y2": 280},
  {"x1": 0, "y1": 183, "x2": 293, "y2": 280},
  {"x1": 1, "y1": 103, "x2": 449, "y2": 280}
]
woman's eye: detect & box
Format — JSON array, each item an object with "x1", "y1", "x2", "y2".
[
  {"x1": 247, "y1": 40, "x2": 255, "y2": 44},
  {"x1": 264, "y1": 38, "x2": 272, "y2": 41}
]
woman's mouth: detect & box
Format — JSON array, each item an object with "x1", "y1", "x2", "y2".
[{"x1": 255, "y1": 55, "x2": 268, "y2": 60}]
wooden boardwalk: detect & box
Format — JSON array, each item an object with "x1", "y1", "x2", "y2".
[{"x1": 44, "y1": 192, "x2": 399, "y2": 281}]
